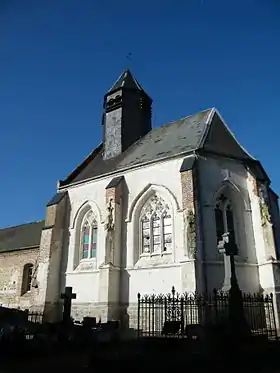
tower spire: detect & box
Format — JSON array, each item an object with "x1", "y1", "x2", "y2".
[
  {"x1": 107, "y1": 68, "x2": 144, "y2": 95},
  {"x1": 103, "y1": 69, "x2": 152, "y2": 160}
]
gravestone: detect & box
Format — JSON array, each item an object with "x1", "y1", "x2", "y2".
[
  {"x1": 83, "y1": 317, "x2": 97, "y2": 328},
  {"x1": 161, "y1": 321, "x2": 181, "y2": 336},
  {"x1": 60, "y1": 286, "x2": 76, "y2": 325}
]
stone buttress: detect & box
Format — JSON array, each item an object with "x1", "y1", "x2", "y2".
[
  {"x1": 33, "y1": 192, "x2": 68, "y2": 322},
  {"x1": 180, "y1": 155, "x2": 205, "y2": 294},
  {"x1": 248, "y1": 171, "x2": 280, "y2": 329},
  {"x1": 98, "y1": 176, "x2": 124, "y2": 321}
]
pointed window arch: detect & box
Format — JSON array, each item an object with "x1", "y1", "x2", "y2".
[
  {"x1": 215, "y1": 193, "x2": 236, "y2": 245},
  {"x1": 140, "y1": 193, "x2": 173, "y2": 255},
  {"x1": 80, "y1": 210, "x2": 98, "y2": 260}
]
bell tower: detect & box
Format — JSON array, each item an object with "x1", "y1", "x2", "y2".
[{"x1": 102, "y1": 69, "x2": 152, "y2": 160}]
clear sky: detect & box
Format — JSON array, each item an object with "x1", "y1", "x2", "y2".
[{"x1": 0, "y1": 0, "x2": 280, "y2": 228}]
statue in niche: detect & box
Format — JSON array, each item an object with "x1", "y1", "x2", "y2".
[
  {"x1": 258, "y1": 183, "x2": 271, "y2": 226},
  {"x1": 105, "y1": 198, "x2": 115, "y2": 231},
  {"x1": 186, "y1": 210, "x2": 196, "y2": 259},
  {"x1": 260, "y1": 202, "x2": 271, "y2": 226},
  {"x1": 105, "y1": 198, "x2": 115, "y2": 264}
]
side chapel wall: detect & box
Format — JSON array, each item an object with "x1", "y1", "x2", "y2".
[
  {"x1": 198, "y1": 155, "x2": 260, "y2": 293},
  {"x1": 63, "y1": 157, "x2": 188, "y2": 321},
  {"x1": 0, "y1": 247, "x2": 39, "y2": 309}
]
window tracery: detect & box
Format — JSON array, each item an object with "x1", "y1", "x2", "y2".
[
  {"x1": 215, "y1": 194, "x2": 236, "y2": 245},
  {"x1": 140, "y1": 194, "x2": 172, "y2": 255}
]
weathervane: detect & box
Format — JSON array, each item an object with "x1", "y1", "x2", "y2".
[{"x1": 125, "y1": 52, "x2": 132, "y2": 68}]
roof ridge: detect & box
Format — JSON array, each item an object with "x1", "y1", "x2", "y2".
[{"x1": 154, "y1": 107, "x2": 214, "y2": 130}]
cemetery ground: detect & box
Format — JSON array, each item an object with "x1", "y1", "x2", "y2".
[
  {"x1": 1, "y1": 322, "x2": 280, "y2": 373},
  {"x1": 1, "y1": 281, "x2": 280, "y2": 372}
]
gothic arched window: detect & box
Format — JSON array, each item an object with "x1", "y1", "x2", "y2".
[
  {"x1": 140, "y1": 194, "x2": 172, "y2": 255},
  {"x1": 21, "y1": 263, "x2": 33, "y2": 295},
  {"x1": 80, "y1": 211, "x2": 98, "y2": 260},
  {"x1": 215, "y1": 194, "x2": 236, "y2": 245}
]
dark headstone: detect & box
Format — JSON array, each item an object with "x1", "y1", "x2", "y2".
[
  {"x1": 161, "y1": 321, "x2": 181, "y2": 336},
  {"x1": 83, "y1": 317, "x2": 97, "y2": 328}
]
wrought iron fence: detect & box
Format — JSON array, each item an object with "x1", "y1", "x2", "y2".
[{"x1": 137, "y1": 287, "x2": 277, "y2": 339}]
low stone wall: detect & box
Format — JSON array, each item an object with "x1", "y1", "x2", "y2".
[{"x1": 70, "y1": 301, "x2": 138, "y2": 329}]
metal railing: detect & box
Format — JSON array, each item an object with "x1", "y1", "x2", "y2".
[{"x1": 137, "y1": 287, "x2": 277, "y2": 339}]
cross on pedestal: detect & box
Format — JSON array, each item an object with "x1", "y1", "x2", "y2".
[
  {"x1": 218, "y1": 232, "x2": 239, "y2": 291},
  {"x1": 218, "y1": 233, "x2": 249, "y2": 338},
  {"x1": 61, "y1": 286, "x2": 76, "y2": 324}
]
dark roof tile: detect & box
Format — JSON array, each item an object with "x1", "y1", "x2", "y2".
[
  {"x1": 60, "y1": 109, "x2": 212, "y2": 186},
  {"x1": 0, "y1": 221, "x2": 44, "y2": 253}
]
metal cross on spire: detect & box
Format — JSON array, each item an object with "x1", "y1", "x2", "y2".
[{"x1": 125, "y1": 52, "x2": 132, "y2": 69}]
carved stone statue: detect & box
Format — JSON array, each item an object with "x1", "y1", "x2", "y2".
[
  {"x1": 186, "y1": 210, "x2": 196, "y2": 259},
  {"x1": 260, "y1": 202, "x2": 271, "y2": 226},
  {"x1": 105, "y1": 198, "x2": 115, "y2": 231},
  {"x1": 105, "y1": 198, "x2": 115, "y2": 264}
]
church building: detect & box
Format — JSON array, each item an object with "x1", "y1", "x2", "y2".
[{"x1": 1, "y1": 69, "x2": 280, "y2": 327}]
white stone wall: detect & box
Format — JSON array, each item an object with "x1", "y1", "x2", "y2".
[
  {"x1": 61, "y1": 157, "x2": 188, "y2": 312},
  {"x1": 59, "y1": 152, "x2": 278, "y2": 320},
  {"x1": 198, "y1": 155, "x2": 260, "y2": 293}
]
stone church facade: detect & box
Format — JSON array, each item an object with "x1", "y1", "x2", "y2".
[{"x1": 1, "y1": 69, "x2": 280, "y2": 328}]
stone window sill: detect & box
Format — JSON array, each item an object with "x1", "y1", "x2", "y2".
[
  {"x1": 74, "y1": 258, "x2": 97, "y2": 272},
  {"x1": 140, "y1": 251, "x2": 172, "y2": 258}
]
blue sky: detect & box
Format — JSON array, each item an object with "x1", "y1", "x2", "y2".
[{"x1": 0, "y1": 0, "x2": 280, "y2": 228}]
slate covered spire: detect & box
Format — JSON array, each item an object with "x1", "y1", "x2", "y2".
[
  {"x1": 108, "y1": 68, "x2": 144, "y2": 93},
  {"x1": 102, "y1": 69, "x2": 152, "y2": 161}
]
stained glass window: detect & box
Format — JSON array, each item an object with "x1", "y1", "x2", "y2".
[
  {"x1": 80, "y1": 212, "x2": 98, "y2": 261},
  {"x1": 82, "y1": 224, "x2": 90, "y2": 259},
  {"x1": 90, "y1": 226, "x2": 97, "y2": 258}
]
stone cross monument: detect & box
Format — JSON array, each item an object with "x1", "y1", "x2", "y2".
[
  {"x1": 60, "y1": 286, "x2": 76, "y2": 324},
  {"x1": 218, "y1": 232, "x2": 250, "y2": 339}
]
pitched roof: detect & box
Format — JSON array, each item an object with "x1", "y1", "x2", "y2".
[
  {"x1": 108, "y1": 69, "x2": 144, "y2": 93},
  {"x1": 0, "y1": 221, "x2": 44, "y2": 253},
  {"x1": 59, "y1": 108, "x2": 212, "y2": 186},
  {"x1": 59, "y1": 107, "x2": 268, "y2": 187}
]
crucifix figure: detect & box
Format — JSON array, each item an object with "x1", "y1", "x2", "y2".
[{"x1": 61, "y1": 286, "x2": 76, "y2": 324}]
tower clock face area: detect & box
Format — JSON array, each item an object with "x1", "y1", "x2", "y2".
[{"x1": 104, "y1": 108, "x2": 122, "y2": 160}]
